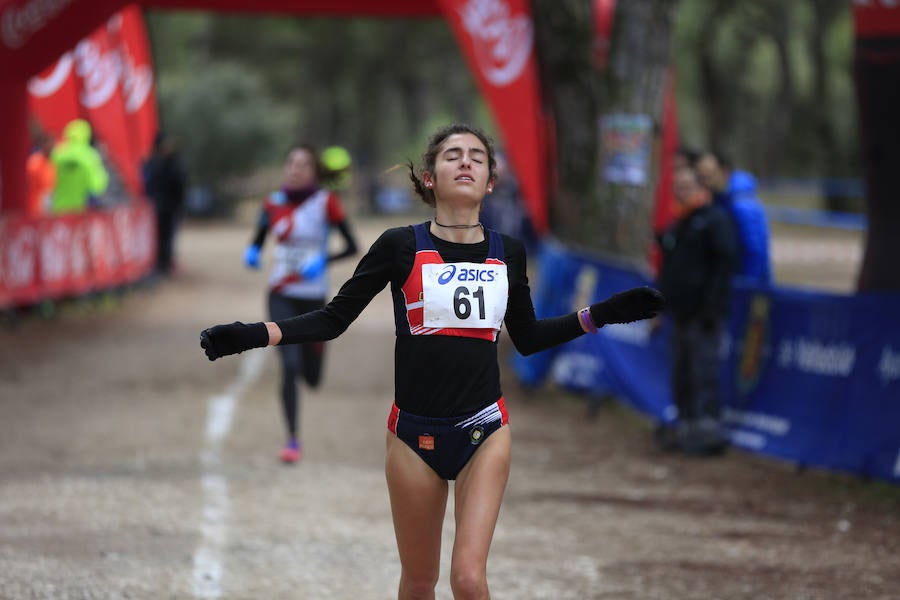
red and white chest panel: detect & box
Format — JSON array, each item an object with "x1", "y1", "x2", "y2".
[{"x1": 398, "y1": 223, "x2": 508, "y2": 342}]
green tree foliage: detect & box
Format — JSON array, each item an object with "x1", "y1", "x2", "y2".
[
  {"x1": 674, "y1": 0, "x2": 857, "y2": 181},
  {"x1": 534, "y1": 0, "x2": 678, "y2": 260},
  {"x1": 158, "y1": 62, "x2": 285, "y2": 186},
  {"x1": 145, "y1": 2, "x2": 861, "y2": 221},
  {"x1": 144, "y1": 12, "x2": 494, "y2": 206}
]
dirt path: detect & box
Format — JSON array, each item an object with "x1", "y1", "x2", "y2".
[{"x1": 0, "y1": 215, "x2": 896, "y2": 600}]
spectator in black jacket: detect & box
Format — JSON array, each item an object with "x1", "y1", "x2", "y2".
[
  {"x1": 143, "y1": 132, "x2": 187, "y2": 276},
  {"x1": 655, "y1": 166, "x2": 738, "y2": 456}
]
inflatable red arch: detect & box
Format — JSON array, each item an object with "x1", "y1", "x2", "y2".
[{"x1": 0, "y1": 0, "x2": 549, "y2": 231}]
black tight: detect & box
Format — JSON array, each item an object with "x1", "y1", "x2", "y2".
[{"x1": 268, "y1": 292, "x2": 326, "y2": 438}]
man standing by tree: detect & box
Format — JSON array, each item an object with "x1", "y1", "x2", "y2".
[
  {"x1": 655, "y1": 166, "x2": 737, "y2": 455},
  {"x1": 143, "y1": 132, "x2": 187, "y2": 276}
]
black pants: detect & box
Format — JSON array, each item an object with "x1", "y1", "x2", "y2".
[
  {"x1": 155, "y1": 209, "x2": 179, "y2": 273},
  {"x1": 268, "y1": 292, "x2": 326, "y2": 438},
  {"x1": 669, "y1": 319, "x2": 729, "y2": 453}
]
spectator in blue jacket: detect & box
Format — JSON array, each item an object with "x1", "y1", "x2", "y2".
[{"x1": 696, "y1": 151, "x2": 772, "y2": 284}]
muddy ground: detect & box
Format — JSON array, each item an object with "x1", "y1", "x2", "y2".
[{"x1": 0, "y1": 214, "x2": 896, "y2": 600}]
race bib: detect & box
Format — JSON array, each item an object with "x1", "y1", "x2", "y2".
[
  {"x1": 273, "y1": 243, "x2": 318, "y2": 273},
  {"x1": 422, "y1": 262, "x2": 508, "y2": 329}
]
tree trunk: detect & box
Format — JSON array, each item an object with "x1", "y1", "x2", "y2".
[
  {"x1": 531, "y1": 0, "x2": 597, "y2": 241},
  {"x1": 595, "y1": 0, "x2": 679, "y2": 259},
  {"x1": 854, "y1": 37, "x2": 900, "y2": 291},
  {"x1": 533, "y1": 0, "x2": 678, "y2": 261}
]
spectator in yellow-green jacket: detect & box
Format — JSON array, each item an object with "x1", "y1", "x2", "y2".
[{"x1": 50, "y1": 119, "x2": 109, "y2": 214}]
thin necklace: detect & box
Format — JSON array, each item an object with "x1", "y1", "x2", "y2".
[{"x1": 433, "y1": 219, "x2": 481, "y2": 229}]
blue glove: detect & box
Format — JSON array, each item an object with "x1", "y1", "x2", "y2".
[
  {"x1": 300, "y1": 253, "x2": 326, "y2": 280},
  {"x1": 244, "y1": 245, "x2": 261, "y2": 269}
]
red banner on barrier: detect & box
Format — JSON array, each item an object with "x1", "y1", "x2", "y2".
[
  {"x1": 0, "y1": 215, "x2": 41, "y2": 307},
  {"x1": 0, "y1": 201, "x2": 156, "y2": 309}
]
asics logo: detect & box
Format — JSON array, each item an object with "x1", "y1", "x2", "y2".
[
  {"x1": 437, "y1": 264, "x2": 496, "y2": 285},
  {"x1": 438, "y1": 265, "x2": 457, "y2": 284}
]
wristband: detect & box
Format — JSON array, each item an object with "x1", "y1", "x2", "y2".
[{"x1": 578, "y1": 306, "x2": 598, "y2": 334}]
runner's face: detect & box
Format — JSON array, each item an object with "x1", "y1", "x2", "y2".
[
  {"x1": 430, "y1": 133, "x2": 492, "y2": 204},
  {"x1": 284, "y1": 148, "x2": 317, "y2": 189}
]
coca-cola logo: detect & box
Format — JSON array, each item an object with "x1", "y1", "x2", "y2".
[
  {"x1": 27, "y1": 52, "x2": 72, "y2": 97},
  {"x1": 459, "y1": 0, "x2": 533, "y2": 87},
  {"x1": 89, "y1": 216, "x2": 120, "y2": 276},
  {"x1": 69, "y1": 223, "x2": 89, "y2": 279},
  {"x1": 2, "y1": 224, "x2": 38, "y2": 289},
  {"x1": 106, "y1": 12, "x2": 154, "y2": 113},
  {"x1": 120, "y1": 53, "x2": 153, "y2": 113},
  {"x1": 2, "y1": 0, "x2": 74, "y2": 49},
  {"x1": 27, "y1": 14, "x2": 153, "y2": 112},
  {"x1": 40, "y1": 220, "x2": 71, "y2": 284},
  {"x1": 75, "y1": 38, "x2": 119, "y2": 109},
  {"x1": 135, "y1": 204, "x2": 155, "y2": 265}
]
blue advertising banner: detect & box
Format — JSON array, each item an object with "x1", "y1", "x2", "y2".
[{"x1": 512, "y1": 241, "x2": 900, "y2": 483}]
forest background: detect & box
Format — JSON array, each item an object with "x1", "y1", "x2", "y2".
[{"x1": 145, "y1": 0, "x2": 859, "y2": 215}]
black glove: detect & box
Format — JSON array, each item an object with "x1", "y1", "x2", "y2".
[
  {"x1": 590, "y1": 286, "x2": 665, "y2": 327},
  {"x1": 200, "y1": 321, "x2": 269, "y2": 361}
]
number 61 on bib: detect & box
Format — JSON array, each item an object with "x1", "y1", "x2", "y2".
[{"x1": 421, "y1": 262, "x2": 508, "y2": 329}]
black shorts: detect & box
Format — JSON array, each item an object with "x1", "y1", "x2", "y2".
[{"x1": 387, "y1": 399, "x2": 509, "y2": 480}]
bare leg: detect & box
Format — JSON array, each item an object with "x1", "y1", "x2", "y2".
[
  {"x1": 450, "y1": 426, "x2": 511, "y2": 600},
  {"x1": 385, "y1": 432, "x2": 449, "y2": 600}
]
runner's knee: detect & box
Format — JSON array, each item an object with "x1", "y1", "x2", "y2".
[
  {"x1": 449, "y1": 563, "x2": 487, "y2": 599},
  {"x1": 400, "y1": 568, "x2": 440, "y2": 598}
]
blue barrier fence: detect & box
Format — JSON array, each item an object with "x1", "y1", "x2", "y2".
[{"x1": 513, "y1": 240, "x2": 900, "y2": 483}]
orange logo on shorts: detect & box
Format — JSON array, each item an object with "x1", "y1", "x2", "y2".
[{"x1": 418, "y1": 435, "x2": 435, "y2": 450}]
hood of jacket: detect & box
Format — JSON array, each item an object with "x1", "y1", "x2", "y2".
[
  {"x1": 62, "y1": 119, "x2": 93, "y2": 145},
  {"x1": 728, "y1": 169, "x2": 757, "y2": 194}
]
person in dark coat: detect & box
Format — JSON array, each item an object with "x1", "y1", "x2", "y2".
[
  {"x1": 143, "y1": 132, "x2": 187, "y2": 275},
  {"x1": 656, "y1": 166, "x2": 738, "y2": 455}
]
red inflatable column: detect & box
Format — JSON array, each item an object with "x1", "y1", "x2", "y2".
[{"x1": 0, "y1": 79, "x2": 30, "y2": 215}]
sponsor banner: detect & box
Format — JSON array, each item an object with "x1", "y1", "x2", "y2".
[
  {"x1": 0, "y1": 0, "x2": 124, "y2": 80},
  {"x1": 0, "y1": 201, "x2": 155, "y2": 308},
  {"x1": 26, "y1": 5, "x2": 157, "y2": 195},
  {"x1": 440, "y1": 0, "x2": 549, "y2": 233},
  {"x1": 27, "y1": 51, "x2": 80, "y2": 137},
  {"x1": 106, "y1": 4, "x2": 158, "y2": 168},
  {"x1": 513, "y1": 241, "x2": 900, "y2": 483},
  {"x1": 0, "y1": 214, "x2": 41, "y2": 307}
]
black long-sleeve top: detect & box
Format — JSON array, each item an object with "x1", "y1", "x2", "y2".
[
  {"x1": 657, "y1": 204, "x2": 737, "y2": 323},
  {"x1": 276, "y1": 224, "x2": 586, "y2": 417}
]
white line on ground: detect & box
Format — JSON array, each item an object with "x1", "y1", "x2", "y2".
[{"x1": 192, "y1": 350, "x2": 267, "y2": 599}]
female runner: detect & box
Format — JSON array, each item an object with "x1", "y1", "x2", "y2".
[{"x1": 202, "y1": 124, "x2": 664, "y2": 598}]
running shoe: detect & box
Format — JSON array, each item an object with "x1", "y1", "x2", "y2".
[{"x1": 279, "y1": 439, "x2": 302, "y2": 464}]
